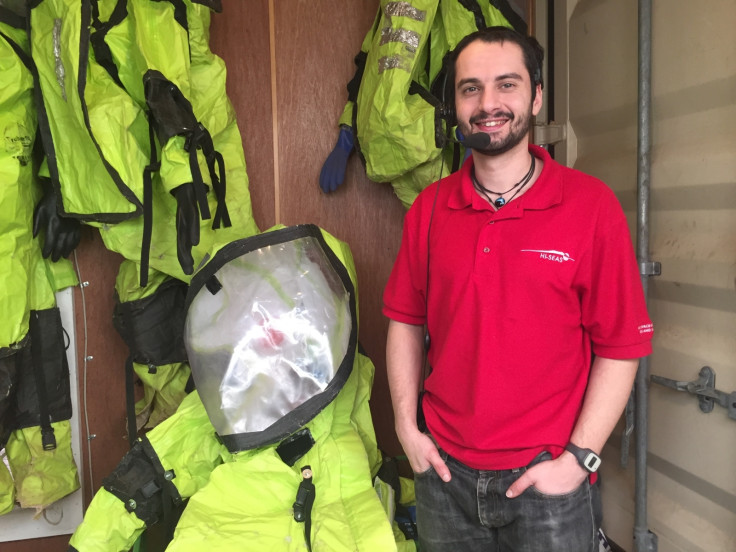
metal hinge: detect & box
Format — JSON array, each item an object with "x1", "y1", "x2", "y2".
[
  {"x1": 640, "y1": 261, "x2": 661, "y2": 276},
  {"x1": 533, "y1": 122, "x2": 566, "y2": 146}
]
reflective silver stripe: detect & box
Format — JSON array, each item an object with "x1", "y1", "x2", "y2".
[
  {"x1": 53, "y1": 18, "x2": 66, "y2": 101},
  {"x1": 380, "y1": 27, "x2": 420, "y2": 52},
  {"x1": 384, "y1": 1, "x2": 426, "y2": 21},
  {"x1": 378, "y1": 55, "x2": 411, "y2": 74}
]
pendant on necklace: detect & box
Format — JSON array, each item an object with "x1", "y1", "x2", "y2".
[{"x1": 494, "y1": 197, "x2": 506, "y2": 208}]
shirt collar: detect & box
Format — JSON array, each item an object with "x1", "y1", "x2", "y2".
[{"x1": 448, "y1": 145, "x2": 563, "y2": 214}]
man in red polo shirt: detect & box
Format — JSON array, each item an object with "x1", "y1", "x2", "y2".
[{"x1": 383, "y1": 27, "x2": 653, "y2": 552}]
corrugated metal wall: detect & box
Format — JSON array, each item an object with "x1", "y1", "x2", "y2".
[{"x1": 563, "y1": 1, "x2": 736, "y2": 550}]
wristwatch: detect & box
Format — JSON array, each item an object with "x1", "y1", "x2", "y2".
[{"x1": 565, "y1": 442, "x2": 602, "y2": 473}]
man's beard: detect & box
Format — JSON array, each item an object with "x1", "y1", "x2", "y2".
[{"x1": 460, "y1": 105, "x2": 532, "y2": 156}]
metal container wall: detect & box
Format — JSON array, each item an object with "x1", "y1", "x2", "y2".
[{"x1": 559, "y1": 1, "x2": 736, "y2": 550}]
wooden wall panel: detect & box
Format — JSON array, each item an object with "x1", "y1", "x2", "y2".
[
  {"x1": 211, "y1": 0, "x2": 276, "y2": 230},
  {"x1": 5, "y1": 535, "x2": 69, "y2": 552},
  {"x1": 272, "y1": 0, "x2": 405, "y2": 456},
  {"x1": 71, "y1": 229, "x2": 130, "y2": 505}
]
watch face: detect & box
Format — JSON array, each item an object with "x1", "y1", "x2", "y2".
[{"x1": 583, "y1": 452, "x2": 602, "y2": 473}]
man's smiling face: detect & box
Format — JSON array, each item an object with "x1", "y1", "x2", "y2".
[{"x1": 454, "y1": 40, "x2": 542, "y2": 157}]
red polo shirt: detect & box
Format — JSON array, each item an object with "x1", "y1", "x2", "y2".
[{"x1": 383, "y1": 145, "x2": 653, "y2": 470}]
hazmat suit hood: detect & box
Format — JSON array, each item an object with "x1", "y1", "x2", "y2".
[{"x1": 183, "y1": 225, "x2": 356, "y2": 453}]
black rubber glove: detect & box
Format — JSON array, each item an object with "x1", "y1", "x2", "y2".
[
  {"x1": 32, "y1": 180, "x2": 81, "y2": 262},
  {"x1": 171, "y1": 183, "x2": 200, "y2": 275}
]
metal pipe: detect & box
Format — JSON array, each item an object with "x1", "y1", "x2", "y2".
[{"x1": 634, "y1": 1, "x2": 657, "y2": 551}]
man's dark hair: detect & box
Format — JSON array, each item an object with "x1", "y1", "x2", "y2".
[{"x1": 446, "y1": 26, "x2": 545, "y2": 102}]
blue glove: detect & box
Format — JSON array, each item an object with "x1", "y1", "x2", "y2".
[{"x1": 319, "y1": 126, "x2": 354, "y2": 193}]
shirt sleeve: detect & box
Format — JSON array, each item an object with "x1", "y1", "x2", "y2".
[{"x1": 580, "y1": 193, "x2": 654, "y2": 359}]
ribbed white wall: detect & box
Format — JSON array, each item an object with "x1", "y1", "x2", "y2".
[{"x1": 563, "y1": 1, "x2": 736, "y2": 550}]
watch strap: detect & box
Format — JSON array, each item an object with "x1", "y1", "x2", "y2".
[{"x1": 565, "y1": 442, "x2": 602, "y2": 473}]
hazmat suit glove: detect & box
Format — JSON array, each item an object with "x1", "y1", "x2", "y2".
[
  {"x1": 32, "y1": 180, "x2": 81, "y2": 262},
  {"x1": 319, "y1": 125, "x2": 354, "y2": 193},
  {"x1": 172, "y1": 183, "x2": 201, "y2": 275}
]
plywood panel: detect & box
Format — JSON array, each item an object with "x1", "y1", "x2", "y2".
[
  {"x1": 272, "y1": 0, "x2": 405, "y2": 455},
  {"x1": 72, "y1": 229, "x2": 130, "y2": 505},
  {"x1": 211, "y1": 0, "x2": 276, "y2": 230},
  {"x1": 4, "y1": 534, "x2": 70, "y2": 552}
]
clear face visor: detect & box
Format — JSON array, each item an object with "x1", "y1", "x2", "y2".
[{"x1": 184, "y1": 232, "x2": 353, "y2": 448}]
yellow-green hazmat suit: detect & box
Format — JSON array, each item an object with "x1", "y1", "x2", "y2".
[
  {"x1": 69, "y1": 226, "x2": 414, "y2": 551},
  {"x1": 335, "y1": 0, "x2": 519, "y2": 208}
]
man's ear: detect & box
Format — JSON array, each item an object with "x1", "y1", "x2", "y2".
[{"x1": 532, "y1": 84, "x2": 543, "y2": 116}]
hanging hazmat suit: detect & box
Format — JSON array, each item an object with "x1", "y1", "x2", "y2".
[
  {"x1": 28, "y1": 0, "x2": 260, "y2": 430},
  {"x1": 28, "y1": 0, "x2": 259, "y2": 279},
  {"x1": 68, "y1": 225, "x2": 415, "y2": 551},
  {"x1": 320, "y1": 0, "x2": 524, "y2": 208},
  {"x1": 0, "y1": 6, "x2": 80, "y2": 516}
]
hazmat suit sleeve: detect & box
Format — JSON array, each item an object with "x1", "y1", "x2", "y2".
[
  {"x1": 68, "y1": 391, "x2": 227, "y2": 552},
  {"x1": 318, "y1": 7, "x2": 378, "y2": 193}
]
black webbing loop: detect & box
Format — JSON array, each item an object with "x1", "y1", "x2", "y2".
[
  {"x1": 185, "y1": 124, "x2": 212, "y2": 221},
  {"x1": 407, "y1": 80, "x2": 449, "y2": 151},
  {"x1": 491, "y1": 0, "x2": 528, "y2": 34},
  {"x1": 185, "y1": 123, "x2": 231, "y2": 231},
  {"x1": 191, "y1": 0, "x2": 222, "y2": 12},
  {"x1": 458, "y1": 0, "x2": 487, "y2": 30},
  {"x1": 346, "y1": 50, "x2": 367, "y2": 103},
  {"x1": 124, "y1": 356, "x2": 138, "y2": 447},
  {"x1": 140, "y1": 116, "x2": 160, "y2": 287},
  {"x1": 209, "y1": 150, "x2": 230, "y2": 229},
  {"x1": 157, "y1": 0, "x2": 189, "y2": 32},
  {"x1": 451, "y1": 142, "x2": 462, "y2": 173},
  {"x1": 89, "y1": 0, "x2": 127, "y2": 87},
  {"x1": 0, "y1": 6, "x2": 24, "y2": 29},
  {"x1": 293, "y1": 466, "x2": 315, "y2": 552},
  {"x1": 29, "y1": 312, "x2": 56, "y2": 450}
]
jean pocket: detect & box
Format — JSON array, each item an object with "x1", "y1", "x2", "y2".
[
  {"x1": 413, "y1": 464, "x2": 436, "y2": 479},
  {"x1": 528, "y1": 479, "x2": 588, "y2": 499}
]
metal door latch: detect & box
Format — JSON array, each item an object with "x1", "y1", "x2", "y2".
[{"x1": 651, "y1": 366, "x2": 736, "y2": 420}]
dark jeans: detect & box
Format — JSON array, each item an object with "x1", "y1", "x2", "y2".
[{"x1": 414, "y1": 450, "x2": 602, "y2": 552}]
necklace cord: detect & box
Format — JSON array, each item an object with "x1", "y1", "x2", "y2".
[{"x1": 472, "y1": 154, "x2": 536, "y2": 208}]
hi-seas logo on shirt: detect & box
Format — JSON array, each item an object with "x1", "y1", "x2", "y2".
[{"x1": 521, "y1": 249, "x2": 575, "y2": 263}]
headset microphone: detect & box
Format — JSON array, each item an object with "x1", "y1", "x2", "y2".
[{"x1": 457, "y1": 132, "x2": 491, "y2": 150}]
